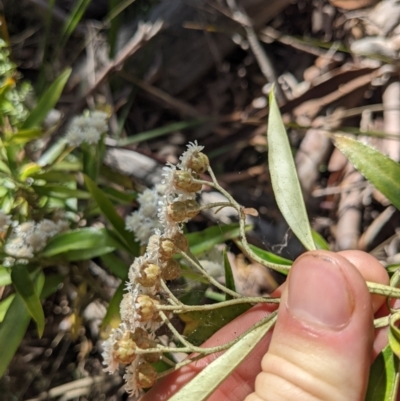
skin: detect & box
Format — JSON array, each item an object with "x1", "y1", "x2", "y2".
[{"x1": 142, "y1": 250, "x2": 396, "y2": 401}]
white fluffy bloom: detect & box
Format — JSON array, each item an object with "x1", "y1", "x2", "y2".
[
  {"x1": 56, "y1": 220, "x2": 70, "y2": 233},
  {"x1": 15, "y1": 221, "x2": 36, "y2": 237},
  {"x1": 178, "y1": 140, "x2": 204, "y2": 170},
  {"x1": 123, "y1": 359, "x2": 142, "y2": 397},
  {"x1": 5, "y1": 240, "x2": 34, "y2": 259},
  {"x1": 65, "y1": 125, "x2": 84, "y2": 147},
  {"x1": 26, "y1": 231, "x2": 47, "y2": 252},
  {"x1": 84, "y1": 126, "x2": 102, "y2": 144},
  {"x1": 125, "y1": 212, "x2": 141, "y2": 233},
  {"x1": 36, "y1": 219, "x2": 58, "y2": 238},
  {"x1": 137, "y1": 188, "x2": 158, "y2": 218},
  {"x1": 102, "y1": 323, "x2": 128, "y2": 374},
  {"x1": 90, "y1": 111, "x2": 108, "y2": 133},
  {"x1": 0, "y1": 211, "x2": 11, "y2": 234}
]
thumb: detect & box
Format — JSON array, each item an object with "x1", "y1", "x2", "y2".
[{"x1": 246, "y1": 251, "x2": 374, "y2": 401}]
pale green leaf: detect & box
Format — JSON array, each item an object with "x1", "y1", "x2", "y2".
[
  {"x1": 267, "y1": 90, "x2": 316, "y2": 251},
  {"x1": 334, "y1": 135, "x2": 400, "y2": 211},
  {"x1": 11, "y1": 266, "x2": 45, "y2": 337},
  {"x1": 0, "y1": 272, "x2": 44, "y2": 378},
  {"x1": 365, "y1": 345, "x2": 399, "y2": 401},
  {"x1": 0, "y1": 266, "x2": 11, "y2": 286},
  {"x1": 0, "y1": 294, "x2": 15, "y2": 322},
  {"x1": 22, "y1": 68, "x2": 71, "y2": 129},
  {"x1": 170, "y1": 312, "x2": 277, "y2": 401}
]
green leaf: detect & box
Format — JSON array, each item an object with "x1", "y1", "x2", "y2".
[
  {"x1": 42, "y1": 227, "x2": 122, "y2": 258},
  {"x1": 267, "y1": 90, "x2": 316, "y2": 251},
  {"x1": 41, "y1": 274, "x2": 64, "y2": 299},
  {"x1": 0, "y1": 294, "x2": 15, "y2": 322},
  {"x1": 33, "y1": 184, "x2": 91, "y2": 200},
  {"x1": 235, "y1": 241, "x2": 292, "y2": 275},
  {"x1": 365, "y1": 345, "x2": 399, "y2": 401},
  {"x1": 170, "y1": 313, "x2": 277, "y2": 401},
  {"x1": 101, "y1": 253, "x2": 129, "y2": 280},
  {"x1": 181, "y1": 303, "x2": 251, "y2": 346},
  {"x1": 389, "y1": 313, "x2": 400, "y2": 359},
  {"x1": 0, "y1": 266, "x2": 11, "y2": 286},
  {"x1": 6, "y1": 129, "x2": 43, "y2": 144},
  {"x1": 84, "y1": 175, "x2": 138, "y2": 255},
  {"x1": 60, "y1": 0, "x2": 92, "y2": 48},
  {"x1": 22, "y1": 68, "x2": 72, "y2": 129},
  {"x1": 0, "y1": 272, "x2": 44, "y2": 378},
  {"x1": 101, "y1": 281, "x2": 124, "y2": 333},
  {"x1": 334, "y1": 135, "x2": 400, "y2": 211},
  {"x1": 311, "y1": 229, "x2": 330, "y2": 250},
  {"x1": 187, "y1": 224, "x2": 249, "y2": 255},
  {"x1": 11, "y1": 266, "x2": 45, "y2": 338},
  {"x1": 116, "y1": 119, "x2": 208, "y2": 146},
  {"x1": 223, "y1": 251, "x2": 235, "y2": 301},
  {"x1": 37, "y1": 139, "x2": 69, "y2": 167}
]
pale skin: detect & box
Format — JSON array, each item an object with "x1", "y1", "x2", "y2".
[{"x1": 142, "y1": 250, "x2": 399, "y2": 401}]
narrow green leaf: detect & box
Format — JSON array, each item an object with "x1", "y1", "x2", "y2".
[
  {"x1": 33, "y1": 184, "x2": 90, "y2": 200},
  {"x1": 116, "y1": 119, "x2": 207, "y2": 146},
  {"x1": 181, "y1": 303, "x2": 251, "y2": 346},
  {"x1": 11, "y1": 266, "x2": 45, "y2": 338},
  {"x1": 187, "y1": 224, "x2": 250, "y2": 255},
  {"x1": 334, "y1": 135, "x2": 400, "y2": 211},
  {"x1": 0, "y1": 273, "x2": 44, "y2": 378},
  {"x1": 22, "y1": 68, "x2": 72, "y2": 129},
  {"x1": 41, "y1": 274, "x2": 64, "y2": 299},
  {"x1": 0, "y1": 266, "x2": 11, "y2": 286},
  {"x1": 42, "y1": 227, "x2": 122, "y2": 257},
  {"x1": 311, "y1": 230, "x2": 330, "y2": 250},
  {"x1": 223, "y1": 251, "x2": 235, "y2": 300},
  {"x1": 0, "y1": 294, "x2": 15, "y2": 322},
  {"x1": 84, "y1": 175, "x2": 138, "y2": 254},
  {"x1": 170, "y1": 313, "x2": 277, "y2": 401},
  {"x1": 267, "y1": 90, "x2": 316, "y2": 251},
  {"x1": 389, "y1": 313, "x2": 400, "y2": 359},
  {"x1": 6, "y1": 129, "x2": 43, "y2": 144},
  {"x1": 101, "y1": 281, "x2": 124, "y2": 333},
  {"x1": 365, "y1": 345, "x2": 399, "y2": 401},
  {"x1": 101, "y1": 253, "x2": 129, "y2": 280},
  {"x1": 235, "y1": 241, "x2": 292, "y2": 275},
  {"x1": 37, "y1": 139, "x2": 68, "y2": 167},
  {"x1": 60, "y1": 0, "x2": 92, "y2": 48}
]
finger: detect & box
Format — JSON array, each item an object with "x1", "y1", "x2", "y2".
[
  {"x1": 338, "y1": 250, "x2": 389, "y2": 312},
  {"x1": 247, "y1": 251, "x2": 374, "y2": 401}
]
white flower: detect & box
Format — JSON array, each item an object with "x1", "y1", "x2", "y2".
[
  {"x1": 161, "y1": 163, "x2": 177, "y2": 201},
  {"x1": 65, "y1": 126, "x2": 84, "y2": 147},
  {"x1": 135, "y1": 220, "x2": 156, "y2": 245},
  {"x1": 84, "y1": 126, "x2": 102, "y2": 144},
  {"x1": 15, "y1": 221, "x2": 36, "y2": 237},
  {"x1": 36, "y1": 219, "x2": 58, "y2": 238},
  {"x1": 178, "y1": 140, "x2": 204, "y2": 170},
  {"x1": 71, "y1": 115, "x2": 89, "y2": 130},
  {"x1": 56, "y1": 220, "x2": 70, "y2": 233},
  {"x1": 124, "y1": 359, "x2": 142, "y2": 397},
  {"x1": 26, "y1": 231, "x2": 47, "y2": 252},
  {"x1": 102, "y1": 323, "x2": 127, "y2": 374},
  {"x1": 137, "y1": 188, "x2": 158, "y2": 218},
  {"x1": 90, "y1": 111, "x2": 108, "y2": 133},
  {"x1": 125, "y1": 212, "x2": 141, "y2": 233},
  {"x1": 0, "y1": 211, "x2": 11, "y2": 234},
  {"x1": 5, "y1": 240, "x2": 34, "y2": 259}
]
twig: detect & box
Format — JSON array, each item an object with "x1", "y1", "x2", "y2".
[{"x1": 225, "y1": 0, "x2": 285, "y2": 103}]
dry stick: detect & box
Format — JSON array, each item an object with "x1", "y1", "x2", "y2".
[
  {"x1": 60, "y1": 20, "x2": 164, "y2": 129},
  {"x1": 119, "y1": 71, "x2": 204, "y2": 118},
  {"x1": 225, "y1": 0, "x2": 285, "y2": 104}
]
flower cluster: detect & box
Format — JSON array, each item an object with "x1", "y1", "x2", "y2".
[
  {"x1": 102, "y1": 142, "x2": 209, "y2": 396},
  {"x1": 3, "y1": 216, "x2": 69, "y2": 264},
  {"x1": 65, "y1": 110, "x2": 108, "y2": 147},
  {"x1": 125, "y1": 187, "x2": 163, "y2": 245}
]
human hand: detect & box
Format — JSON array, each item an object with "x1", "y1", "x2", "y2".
[{"x1": 142, "y1": 250, "x2": 393, "y2": 401}]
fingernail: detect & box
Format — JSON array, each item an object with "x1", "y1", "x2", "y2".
[{"x1": 287, "y1": 254, "x2": 354, "y2": 329}]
